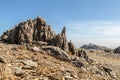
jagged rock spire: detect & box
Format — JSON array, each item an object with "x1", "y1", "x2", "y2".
[
  {"x1": 68, "y1": 40, "x2": 76, "y2": 54},
  {"x1": 36, "y1": 16, "x2": 46, "y2": 25},
  {"x1": 50, "y1": 26, "x2": 69, "y2": 51},
  {"x1": 61, "y1": 26, "x2": 66, "y2": 34}
]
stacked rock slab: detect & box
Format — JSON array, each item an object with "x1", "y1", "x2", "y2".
[{"x1": 1, "y1": 17, "x2": 69, "y2": 52}]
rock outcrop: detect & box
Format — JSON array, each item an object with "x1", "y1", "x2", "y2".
[
  {"x1": 42, "y1": 46, "x2": 69, "y2": 61},
  {"x1": 75, "y1": 49, "x2": 89, "y2": 61},
  {"x1": 1, "y1": 17, "x2": 71, "y2": 52},
  {"x1": 50, "y1": 27, "x2": 69, "y2": 51},
  {"x1": 68, "y1": 41, "x2": 76, "y2": 54},
  {"x1": 1, "y1": 17, "x2": 55, "y2": 44}
]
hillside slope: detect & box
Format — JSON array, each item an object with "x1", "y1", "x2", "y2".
[
  {"x1": 0, "y1": 17, "x2": 119, "y2": 80},
  {"x1": 0, "y1": 42, "x2": 113, "y2": 80}
]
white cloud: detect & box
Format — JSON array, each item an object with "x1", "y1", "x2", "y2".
[
  {"x1": 66, "y1": 21, "x2": 120, "y2": 36},
  {"x1": 65, "y1": 21, "x2": 120, "y2": 48}
]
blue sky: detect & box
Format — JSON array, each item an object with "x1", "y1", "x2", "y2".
[{"x1": 0, "y1": 0, "x2": 120, "y2": 48}]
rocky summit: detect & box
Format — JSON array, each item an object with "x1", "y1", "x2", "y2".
[
  {"x1": 0, "y1": 16, "x2": 120, "y2": 80},
  {"x1": 1, "y1": 16, "x2": 70, "y2": 52}
]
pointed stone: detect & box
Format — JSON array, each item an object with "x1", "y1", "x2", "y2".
[
  {"x1": 61, "y1": 26, "x2": 66, "y2": 34},
  {"x1": 36, "y1": 16, "x2": 46, "y2": 25},
  {"x1": 68, "y1": 41, "x2": 76, "y2": 54},
  {"x1": 50, "y1": 26, "x2": 69, "y2": 51}
]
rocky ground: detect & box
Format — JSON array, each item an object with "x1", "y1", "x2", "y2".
[
  {"x1": 88, "y1": 50, "x2": 120, "y2": 79},
  {"x1": 0, "y1": 42, "x2": 119, "y2": 80},
  {"x1": 0, "y1": 16, "x2": 119, "y2": 80}
]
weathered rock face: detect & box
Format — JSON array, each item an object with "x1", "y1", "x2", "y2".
[
  {"x1": 1, "y1": 17, "x2": 71, "y2": 52},
  {"x1": 75, "y1": 49, "x2": 88, "y2": 59},
  {"x1": 42, "y1": 46, "x2": 69, "y2": 61},
  {"x1": 33, "y1": 17, "x2": 56, "y2": 42},
  {"x1": 50, "y1": 27, "x2": 69, "y2": 51},
  {"x1": 1, "y1": 17, "x2": 56, "y2": 44},
  {"x1": 68, "y1": 41, "x2": 76, "y2": 54}
]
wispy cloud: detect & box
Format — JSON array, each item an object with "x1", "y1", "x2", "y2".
[
  {"x1": 65, "y1": 21, "x2": 120, "y2": 48},
  {"x1": 66, "y1": 21, "x2": 120, "y2": 36}
]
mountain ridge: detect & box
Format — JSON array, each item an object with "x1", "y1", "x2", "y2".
[{"x1": 81, "y1": 43, "x2": 111, "y2": 50}]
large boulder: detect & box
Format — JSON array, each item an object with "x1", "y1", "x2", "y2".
[
  {"x1": 21, "y1": 59, "x2": 38, "y2": 70},
  {"x1": 75, "y1": 49, "x2": 88, "y2": 59},
  {"x1": 42, "y1": 46, "x2": 69, "y2": 61}
]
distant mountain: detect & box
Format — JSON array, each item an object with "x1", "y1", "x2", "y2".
[
  {"x1": 114, "y1": 46, "x2": 120, "y2": 54},
  {"x1": 80, "y1": 43, "x2": 110, "y2": 51}
]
